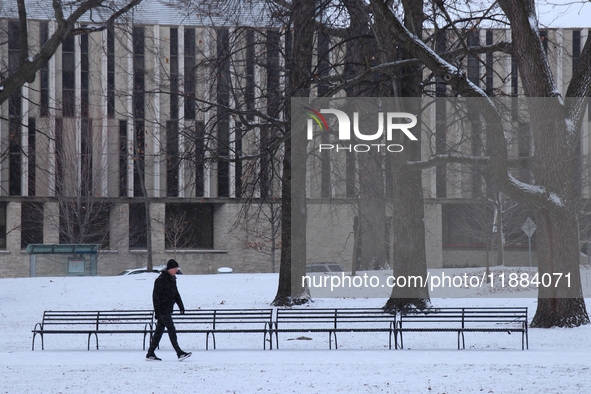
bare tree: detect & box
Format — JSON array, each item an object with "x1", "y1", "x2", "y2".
[
  {"x1": 0, "y1": 0, "x2": 144, "y2": 105},
  {"x1": 366, "y1": 0, "x2": 589, "y2": 326}
]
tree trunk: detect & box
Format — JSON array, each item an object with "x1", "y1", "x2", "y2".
[
  {"x1": 272, "y1": 0, "x2": 316, "y2": 305},
  {"x1": 357, "y1": 152, "x2": 388, "y2": 270},
  {"x1": 380, "y1": 0, "x2": 430, "y2": 311},
  {"x1": 532, "y1": 208, "x2": 589, "y2": 326}
]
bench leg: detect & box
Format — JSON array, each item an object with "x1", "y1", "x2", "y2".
[
  {"x1": 328, "y1": 332, "x2": 338, "y2": 350},
  {"x1": 87, "y1": 333, "x2": 98, "y2": 350},
  {"x1": 388, "y1": 331, "x2": 392, "y2": 350},
  {"x1": 457, "y1": 331, "x2": 465, "y2": 350},
  {"x1": 32, "y1": 333, "x2": 42, "y2": 351},
  {"x1": 334, "y1": 332, "x2": 338, "y2": 349},
  {"x1": 206, "y1": 332, "x2": 216, "y2": 350},
  {"x1": 264, "y1": 331, "x2": 272, "y2": 350}
]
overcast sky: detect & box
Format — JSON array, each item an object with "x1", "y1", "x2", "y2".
[{"x1": 537, "y1": 0, "x2": 591, "y2": 27}]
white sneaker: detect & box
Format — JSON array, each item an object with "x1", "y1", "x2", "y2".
[{"x1": 178, "y1": 352, "x2": 192, "y2": 361}]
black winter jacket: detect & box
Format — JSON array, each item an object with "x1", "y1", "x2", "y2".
[{"x1": 152, "y1": 271, "x2": 185, "y2": 318}]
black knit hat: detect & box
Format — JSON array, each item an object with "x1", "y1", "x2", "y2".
[{"x1": 166, "y1": 259, "x2": 179, "y2": 270}]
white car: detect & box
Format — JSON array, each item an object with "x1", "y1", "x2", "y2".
[
  {"x1": 118, "y1": 265, "x2": 183, "y2": 275},
  {"x1": 306, "y1": 262, "x2": 344, "y2": 273}
]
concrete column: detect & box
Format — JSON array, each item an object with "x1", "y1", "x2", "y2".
[
  {"x1": 150, "y1": 202, "x2": 166, "y2": 253},
  {"x1": 424, "y1": 202, "x2": 443, "y2": 269},
  {"x1": 110, "y1": 203, "x2": 129, "y2": 252},
  {"x1": 43, "y1": 202, "x2": 60, "y2": 244},
  {"x1": 6, "y1": 202, "x2": 21, "y2": 252}
]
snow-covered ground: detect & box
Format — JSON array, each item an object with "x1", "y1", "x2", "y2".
[{"x1": 1, "y1": 268, "x2": 590, "y2": 393}]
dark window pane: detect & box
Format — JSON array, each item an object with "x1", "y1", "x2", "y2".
[
  {"x1": 21, "y1": 202, "x2": 43, "y2": 248},
  {"x1": 8, "y1": 21, "x2": 20, "y2": 49},
  {"x1": 62, "y1": 35, "x2": 74, "y2": 52},
  {"x1": 28, "y1": 118, "x2": 36, "y2": 196},
  {"x1": 165, "y1": 203, "x2": 214, "y2": 249},
  {"x1": 133, "y1": 27, "x2": 144, "y2": 54},
  {"x1": 81, "y1": 119, "x2": 93, "y2": 196},
  {"x1": 9, "y1": 118, "x2": 21, "y2": 196},
  {"x1": 133, "y1": 121, "x2": 145, "y2": 197},
  {"x1": 167, "y1": 121, "x2": 179, "y2": 197},
  {"x1": 119, "y1": 120, "x2": 128, "y2": 197},
  {"x1": 129, "y1": 203, "x2": 147, "y2": 249},
  {"x1": 0, "y1": 203, "x2": 6, "y2": 249},
  {"x1": 194, "y1": 122, "x2": 205, "y2": 197}
]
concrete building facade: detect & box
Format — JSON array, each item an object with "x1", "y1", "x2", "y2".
[{"x1": 1, "y1": 2, "x2": 590, "y2": 277}]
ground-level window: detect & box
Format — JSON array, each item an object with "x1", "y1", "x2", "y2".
[
  {"x1": 59, "y1": 202, "x2": 110, "y2": 248},
  {"x1": 165, "y1": 203, "x2": 214, "y2": 250},
  {"x1": 0, "y1": 203, "x2": 6, "y2": 249},
  {"x1": 21, "y1": 202, "x2": 44, "y2": 248},
  {"x1": 129, "y1": 203, "x2": 147, "y2": 249}
]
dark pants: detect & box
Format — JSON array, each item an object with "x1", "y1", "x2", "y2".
[{"x1": 148, "y1": 314, "x2": 183, "y2": 355}]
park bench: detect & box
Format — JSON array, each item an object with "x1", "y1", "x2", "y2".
[
  {"x1": 395, "y1": 307, "x2": 528, "y2": 350},
  {"x1": 274, "y1": 308, "x2": 397, "y2": 349},
  {"x1": 31, "y1": 310, "x2": 154, "y2": 350},
  {"x1": 171, "y1": 308, "x2": 274, "y2": 350}
]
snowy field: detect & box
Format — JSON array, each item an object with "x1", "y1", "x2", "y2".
[{"x1": 1, "y1": 268, "x2": 591, "y2": 393}]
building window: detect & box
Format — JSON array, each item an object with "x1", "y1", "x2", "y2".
[
  {"x1": 165, "y1": 203, "x2": 214, "y2": 249},
  {"x1": 21, "y1": 202, "x2": 43, "y2": 248},
  {"x1": 260, "y1": 124, "x2": 270, "y2": 199},
  {"x1": 170, "y1": 28, "x2": 179, "y2": 119},
  {"x1": 133, "y1": 121, "x2": 145, "y2": 197},
  {"x1": 316, "y1": 29, "x2": 329, "y2": 96},
  {"x1": 435, "y1": 30, "x2": 447, "y2": 198},
  {"x1": 217, "y1": 28, "x2": 230, "y2": 198},
  {"x1": 9, "y1": 21, "x2": 22, "y2": 197},
  {"x1": 245, "y1": 29, "x2": 255, "y2": 120},
  {"x1": 81, "y1": 33, "x2": 89, "y2": 118},
  {"x1": 133, "y1": 26, "x2": 145, "y2": 119},
  {"x1": 55, "y1": 118, "x2": 63, "y2": 193},
  {"x1": 485, "y1": 30, "x2": 494, "y2": 96},
  {"x1": 9, "y1": 117, "x2": 21, "y2": 196},
  {"x1": 235, "y1": 123, "x2": 243, "y2": 198},
  {"x1": 166, "y1": 120, "x2": 179, "y2": 197},
  {"x1": 28, "y1": 118, "x2": 36, "y2": 196},
  {"x1": 81, "y1": 119, "x2": 93, "y2": 196},
  {"x1": 107, "y1": 26, "x2": 115, "y2": 118},
  {"x1": 184, "y1": 28, "x2": 196, "y2": 120},
  {"x1": 194, "y1": 121, "x2": 205, "y2": 197},
  {"x1": 573, "y1": 30, "x2": 581, "y2": 73},
  {"x1": 467, "y1": 29, "x2": 479, "y2": 86},
  {"x1": 316, "y1": 29, "x2": 331, "y2": 198},
  {"x1": 346, "y1": 152, "x2": 356, "y2": 198},
  {"x1": 0, "y1": 203, "x2": 7, "y2": 250},
  {"x1": 133, "y1": 27, "x2": 145, "y2": 197},
  {"x1": 40, "y1": 22, "x2": 49, "y2": 117},
  {"x1": 442, "y1": 203, "x2": 535, "y2": 249},
  {"x1": 129, "y1": 203, "x2": 147, "y2": 249},
  {"x1": 62, "y1": 34, "x2": 75, "y2": 117},
  {"x1": 59, "y1": 202, "x2": 111, "y2": 248},
  {"x1": 119, "y1": 120, "x2": 128, "y2": 197}
]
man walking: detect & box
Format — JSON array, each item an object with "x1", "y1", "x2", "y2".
[{"x1": 146, "y1": 259, "x2": 192, "y2": 361}]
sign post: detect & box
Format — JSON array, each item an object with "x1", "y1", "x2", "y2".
[{"x1": 521, "y1": 217, "x2": 537, "y2": 267}]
